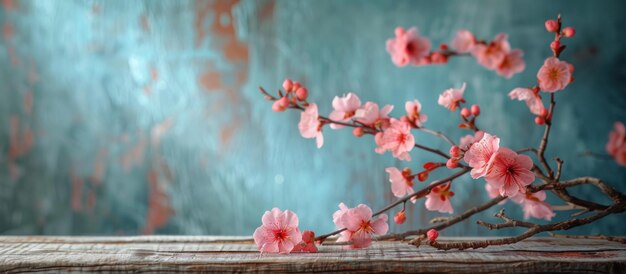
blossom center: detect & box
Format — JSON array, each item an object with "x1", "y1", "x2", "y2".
[
  {"x1": 548, "y1": 68, "x2": 560, "y2": 81},
  {"x1": 359, "y1": 220, "x2": 374, "y2": 233},
  {"x1": 396, "y1": 133, "x2": 408, "y2": 144},
  {"x1": 274, "y1": 229, "x2": 288, "y2": 241}
]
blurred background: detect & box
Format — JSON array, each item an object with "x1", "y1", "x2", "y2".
[{"x1": 1, "y1": 0, "x2": 625, "y2": 236}]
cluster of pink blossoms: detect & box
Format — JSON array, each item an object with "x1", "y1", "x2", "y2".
[
  {"x1": 332, "y1": 203, "x2": 389, "y2": 249},
  {"x1": 386, "y1": 27, "x2": 525, "y2": 78},
  {"x1": 607, "y1": 122, "x2": 626, "y2": 166}
]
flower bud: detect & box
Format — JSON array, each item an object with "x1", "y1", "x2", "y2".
[
  {"x1": 352, "y1": 127, "x2": 364, "y2": 137},
  {"x1": 272, "y1": 96, "x2": 290, "y2": 112},
  {"x1": 449, "y1": 146, "x2": 461, "y2": 157},
  {"x1": 544, "y1": 20, "x2": 559, "y2": 32},
  {"x1": 282, "y1": 79, "x2": 293, "y2": 92},
  {"x1": 427, "y1": 229, "x2": 439, "y2": 241},
  {"x1": 446, "y1": 158, "x2": 459, "y2": 169},
  {"x1": 394, "y1": 210, "x2": 406, "y2": 224},
  {"x1": 471, "y1": 104, "x2": 480, "y2": 116},
  {"x1": 562, "y1": 27, "x2": 575, "y2": 38},
  {"x1": 460, "y1": 108, "x2": 471, "y2": 118},
  {"x1": 439, "y1": 43, "x2": 449, "y2": 51},
  {"x1": 296, "y1": 87, "x2": 308, "y2": 101},
  {"x1": 550, "y1": 40, "x2": 561, "y2": 51},
  {"x1": 535, "y1": 116, "x2": 545, "y2": 125},
  {"x1": 293, "y1": 81, "x2": 302, "y2": 92}
]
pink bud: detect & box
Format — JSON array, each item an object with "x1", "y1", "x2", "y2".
[
  {"x1": 439, "y1": 43, "x2": 449, "y2": 51},
  {"x1": 446, "y1": 158, "x2": 459, "y2": 169},
  {"x1": 394, "y1": 27, "x2": 405, "y2": 37},
  {"x1": 430, "y1": 52, "x2": 448, "y2": 64},
  {"x1": 296, "y1": 87, "x2": 308, "y2": 101},
  {"x1": 352, "y1": 127, "x2": 364, "y2": 137},
  {"x1": 301, "y1": 230, "x2": 315, "y2": 243},
  {"x1": 427, "y1": 229, "x2": 439, "y2": 241},
  {"x1": 449, "y1": 146, "x2": 461, "y2": 157},
  {"x1": 544, "y1": 20, "x2": 559, "y2": 32},
  {"x1": 540, "y1": 108, "x2": 548, "y2": 117},
  {"x1": 293, "y1": 81, "x2": 302, "y2": 92},
  {"x1": 272, "y1": 96, "x2": 289, "y2": 112},
  {"x1": 282, "y1": 79, "x2": 293, "y2": 92},
  {"x1": 394, "y1": 210, "x2": 406, "y2": 224},
  {"x1": 460, "y1": 108, "x2": 471, "y2": 118},
  {"x1": 535, "y1": 116, "x2": 545, "y2": 125},
  {"x1": 550, "y1": 40, "x2": 561, "y2": 51},
  {"x1": 470, "y1": 104, "x2": 480, "y2": 116},
  {"x1": 562, "y1": 27, "x2": 575, "y2": 38}
]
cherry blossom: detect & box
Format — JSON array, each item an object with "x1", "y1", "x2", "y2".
[
  {"x1": 298, "y1": 103, "x2": 324, "y2": 148},
  {"x1": 355, "y1": 102, "x2": 393, "y2": 129},
  {"x1": 291, "y1": 230, "x2": 318, "y2": 253},
  {"x1": 329, "y1": 93, "x2": 361, "y2": 129},
  {"x1": 537, "y1": 57, "x2": 574, "y2": 92},
  {"x1": 484, "y1": 148, "x2": 535, "y2": 197},
  {"x1": 385, "y1": 167, "x2": 416, "y2": 202},
  {"x1": 375, "y1": 119, "x2": 415, "y2": 161},
  {"x1": 508, "y1": 87, "x2": 546, "y2": 116},
  {"x1": 405, "y1": 100, "x2": 428, "y2": 127},
  {"x1": 451, "y1": 30, "x2": 476, "y2": 53},
  {"x1": 496, "y1": 49, "x2": 525, "y2": 78},
  {"x1": 463, "y1": 132, "x2": 500, "y2": 179},
  {"x1": 459, "y1": 131, "x2": 485, "y2": 151},
  {"x1": 334, "y1": 204, "x2": 389, "y2": 249},
  {"x1": 511, "y1": 191, "x2": 555, "y2": 221},
  {"x1": 472, "y1": 33, "x2": 511, "y2": 70},
  {"x1": 437, "y1": 83, "x2": 466, "y2": 111},
  {"x1": 253, "y1": 208, "x2": 302, "y2": 254},
  {"x1": 386, "y1": 27, "x2": 431, "y2": 67},
  {"x1": 425, "y1": 182, "x2": 454, "y2": 214}
]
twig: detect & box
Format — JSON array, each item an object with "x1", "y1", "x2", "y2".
[
  {"x1": 417, "y1": 127, "x2": 456, "y2": 146},
  {"x1": 537, "y1": 93, "x2": 556, "y2": 179}
]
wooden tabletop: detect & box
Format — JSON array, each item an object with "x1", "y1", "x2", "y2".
[{"x1": 0, "y1": 236, "x2": 624, "y2": 273}]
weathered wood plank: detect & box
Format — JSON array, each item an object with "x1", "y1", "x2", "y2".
[{"x1": 0, "y1": 236, "x2": 624, "y2": 273}]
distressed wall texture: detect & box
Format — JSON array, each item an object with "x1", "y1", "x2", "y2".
[{"x1": 0, "y1": 0, "x2": 625, "y2": 236}]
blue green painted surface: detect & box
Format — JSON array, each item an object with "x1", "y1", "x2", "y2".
[{"x1": 0, "y1": 0, "x2": 625, "y2": 236}]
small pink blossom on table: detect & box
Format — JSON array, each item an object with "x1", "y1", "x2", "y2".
[
  {"x1": 253, "y1": 208, "x2": 302, "y2": 254},
  {"x1": 484, "y1": 148, "x2": 535, "y2": 197},
  {"x1": 537, "y1": 57, "x2": 574, "y2": 92},
  {"x1": 375, "y1": 119, "x2": 415, "y2": 161},
  {"x1": 386, "y1": 27, "x2": 431, "y2": 67},
  {"x1": 291, "y1": 230, "x2": 318, "y2": 253},
  {"x1": 438, "y1": 83, "x2": 466, "y2": 111},
  {"x1": 451, "y1": 30, "x2": 476, "y2": 53},
  {"x1": 405, "y1": 100, "x2": 428, "y2": 127},
  {"x1": 511, "y1": 191, "x2": 555, "y2": 221},
  {"x1": 425, "y1": 182, "x2": 454, "y2": 214},
  {"x1": 463, "y1": 132, "x2": 500, "y2": 179},
  {"x1": 334, "y1": 203, "x2": 389, "y2": 249},
  {"x1": 427, "y1": 229, "x2": 439, "y2": 241},
  {"x1": 298, "y1": 103, "x2": 324, "y2": 148},
  {"x1": 509, "y1": 87, "x2": 545, "y2": 116},
  {"x1": 329, "y1": 93, "x2": 361, "y2": 129}
]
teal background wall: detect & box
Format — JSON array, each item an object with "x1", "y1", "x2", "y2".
[{"x1": 0, "y1": 0, "x2": 625, "y2": 236}]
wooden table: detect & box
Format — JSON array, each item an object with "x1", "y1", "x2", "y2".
[{"x1": 0, "y1": 236, "x2": 624, "y2": 273}]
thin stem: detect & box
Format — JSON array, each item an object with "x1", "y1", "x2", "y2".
[
  {"x1": 537, "y1": 93, "x2": 556, "y2": 179},
  {"x1": 417, "y1": 127, "x2": 456, "y2": 146}
]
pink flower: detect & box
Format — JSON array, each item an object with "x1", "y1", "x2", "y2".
[
  {"x1": 375, "y1": 119, "x2": 415, "y2": 161},
  {"x1": 451, "y1": 30, "x2": 476, "y2": 53},
  {"x1": 253, "y1": 208, "x2": 302, "y2": 254},
  {"x1": 425, "y1": 182, "x2": 454, "y2": 214},
  {"x1": 385, "y1": 167, "x2": 416, "y2": 202},
  {"x1": 386, "y1": 27, "x2": 432, "y2": 67},
  {"x1": 508, "y1": 87, "x2": 546, "y2": 116},
  {"x1": 437, "y1": 83, "x2": 466, "y2": 111},
  {"x1": 291, "y1": 230, "x2": 317, "y2": 253},
  {"x1": 484, "y1": 148, "x2": 535, "y2": 197},
  {"x1": 329, "y1": 93, "x2": 361, "y2": 129},
  {"x1": 496, "y1": 49, "x2": 525, "y2": 78},
  {"x1": 606, "y1": 122, "x2": 625, "y2": 156},
  {"x1": 335, "y1": 204, "x2": 389, "y2": 249},
  {"x1": 472, "y1": 33, "x2": 511, "y2": 70},
  {"x1": 463, "y1": 132, "x2": 500, "y2": 179},
  {"x1": 405, "y1": 100, "x2": 428, "y2": 127},
  {"x1": 511, "y1": 191, "x2": 555, "y2": 221},
  {"x1": 537, "y1": 57, "x2": 574, "y2": 92},
  {"x1": 298, "y1": 103, "x2": 324, "y2": 148},
  {"x1": 355, "y1": 102, "x2": 393, "y2": 129},
  {"x1": 459, "y1": 131, "x2": 484, "y2": 151}
]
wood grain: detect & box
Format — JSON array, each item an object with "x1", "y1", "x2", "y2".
[{"x1": 0, "y1": 236, "x2": 624, "y2": 273}]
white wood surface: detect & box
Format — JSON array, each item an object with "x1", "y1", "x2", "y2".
[{"x1": 0, "y1": 236, "x2": 624, "y2": 273}]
